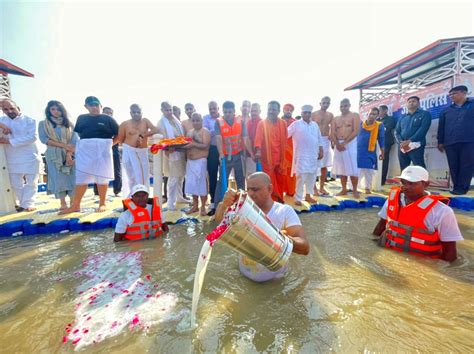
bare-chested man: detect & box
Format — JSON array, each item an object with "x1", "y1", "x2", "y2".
[
  {"x1": 116, "y1": 104, "x2": 159, "y2": 197},
  {"x1": 312, "y1": 96, "x2": 334, "y2": 195},
  {"x1": 183, "y1": 113, "x2": 211, "y2": 216},
  {"x1": 331, "y1": 98, "x2": 361, "y2": 198},
  {"x1": 182, "y1": 103, "x2": 195, "y2": 134}
]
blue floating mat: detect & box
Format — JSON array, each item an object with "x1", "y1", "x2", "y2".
[
  {"x1": 449, "y1": 197, "x2": 474, "y2": 211},
  {"x1": 366, "y1": 196, "x2": 386, "y2": 207},
  {"x1": 0, "y1": 219, "x2": 31, "y2": 237},
  {"x1": 342, "y1": 200, "x2": 360, "y2": 208}
]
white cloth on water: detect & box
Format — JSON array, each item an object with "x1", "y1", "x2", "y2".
[
  {"x1": 75, "y1": 138, "x2": 114, "y2": 184},
  {"x1": 239, "y1": 202, "x2": 302, "y2": 282},
  {"x1": 332, "y1": 139, "x2": 359, "y2": 177},
  {"x1": 10, "y1": 173, "x2": 38, "y2": 208},
  {"x1": 185, "y1": 158, "x2": 208, "y2": 196},
  {"x1": 295, "y1": 172, "x2": 317, "y2": 202},
  {"x1": 287, "y1": 119, "x2": 323, "y2": 175},
  {"x1": 121, "y1": 143, "x2": 150, "y2": 198},
  {"x1": 0, "y1": 114, "x2": 40, "y2": 174},
  {"x1": 320, "y1": 136, "x2": 333, "y2": 168}
]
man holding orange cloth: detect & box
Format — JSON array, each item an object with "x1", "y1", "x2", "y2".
[
  {"x1": 281, "y1": 103, "x2": 296, "y2": 196},
  {"x1": 254, "y1": 101, "x2": 288, "y2": 202}
]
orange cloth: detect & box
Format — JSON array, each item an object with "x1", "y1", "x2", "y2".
[
  {"x1": 254, "y1": 118, "x2": 287, "y2": 201},
  {"x1": 282, "y1": 117, "x2": 296, "y2": 195}
]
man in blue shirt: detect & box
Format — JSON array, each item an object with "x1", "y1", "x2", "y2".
[
  {"x1": 437, "y1": 85, "x2": 474, "y2": 195},
  {"x1": 395, "y1": 96, "x2": 432, "y2": 170}
]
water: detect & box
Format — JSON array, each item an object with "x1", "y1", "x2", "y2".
[{"x1": 0, "y1": 209, "x2": 473, "y2": 352}]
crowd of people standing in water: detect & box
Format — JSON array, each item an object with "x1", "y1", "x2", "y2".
[{"x1": 0, "y1": 87, "x2": 469, "y2": 265}]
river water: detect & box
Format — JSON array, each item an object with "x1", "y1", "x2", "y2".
[{"x1": 0, "y1": 209, "x2": 473, "y2": 352}]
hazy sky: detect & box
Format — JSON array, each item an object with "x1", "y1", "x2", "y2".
[{"x1": 2, "y1": 0, "x2": 473, "y2": 123}]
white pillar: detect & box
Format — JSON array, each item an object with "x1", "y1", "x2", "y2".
[
  {"x1": 151, "y1": 134, "x2": 164, "y2": 208},
  {"x1": 0, "y1": 144, "x2": 16, "y2": 214}
]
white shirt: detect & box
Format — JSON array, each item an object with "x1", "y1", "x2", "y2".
[
  {"x1": 0, "y1": 114, "x2": 40, "y2": 174},
  {"x1": 115, "y1": 204, "x2": 165, "y2": 233},
  {"x1": 378, "y1": 193, "x2": 463, "y2": 242},
  {"x1": 239, "y1": 202, "x2": 302, "y2": 282},
  {"x1": 287, "y1": 119, "x2": 323, "y2": 174}
]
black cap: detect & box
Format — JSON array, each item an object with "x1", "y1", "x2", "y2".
[
  {"x1": 449, "y1": 85, "x2": 468, "y2": 93},
  {"x1": 85, "y1": 96, "x2": 101, "y2": 105}
]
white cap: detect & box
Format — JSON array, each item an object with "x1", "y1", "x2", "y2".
[
  {"x1": 131, "y1": 184, "x2": 149, "y2": 196},
  {"x1": 301, "y1": 105, "x2": 313, "y2": 112},
  {"x1": 395, "y1": 166, "x2": 429, "y2": 182}
]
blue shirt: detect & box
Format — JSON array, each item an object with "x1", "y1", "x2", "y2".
[
  {"x1": 437, "y1": 97, "x2": 474, "y2": 146},
  {"x1": 203, "y1": 114, "x2": 219, "y2": 146},
  {"x1": 395, "y1": 108, "x2": 432, "y2": 147}
]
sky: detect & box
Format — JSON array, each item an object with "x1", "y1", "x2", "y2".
[{"x1": 1, "y1": 0, "x2": 473, "y2": 124}]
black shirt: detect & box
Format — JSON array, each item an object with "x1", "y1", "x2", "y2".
[
  {"x1": 74, "y1": 114, "x2": 119, "y2": 139},
  {"x1": 377, "y1": 115, "x2": 397, "y2": 146}
]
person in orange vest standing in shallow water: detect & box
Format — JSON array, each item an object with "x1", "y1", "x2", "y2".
[
  {"x1": 114, "y1": 184, "x2": 168, "y2": 242},
  {"x1": 372, "y1": 166, "x2": 463, "y2": 262},
  {"x1": 254, "y1": 101, "x2": 288, "y2": 203}
]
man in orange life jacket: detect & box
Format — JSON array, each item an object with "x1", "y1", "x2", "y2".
[
  {"x1": 114, "y1": 184, "x2": 169, "y2": 242},
  {"x1": 372, "y1": 166, "x2": 463, "y2": 262},
  {"x1": 212, "y1": 101, "x2": 254, "y2": 214}
]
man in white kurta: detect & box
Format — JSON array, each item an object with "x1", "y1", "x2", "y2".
[
  {"x1": 287, "y1": 105, "x2": 323, "y2": 206},
  {"x1": 157, "y1": 102, "x2": 187, "y2": 211},
  {"x1": 0, "y1": 100, "x2": 40, "y2": 211}
]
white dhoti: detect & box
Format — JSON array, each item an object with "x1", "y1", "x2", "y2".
[
  {"x1": 332, "y1": 139, "x2": 359, "y2": 177},
  {"x1": 185, "y1": 158, "x2": 208, "y2": 196},
  {"x1": 76, "y1": 138, "x2": 114, "y2": 185},
  {"x1": 121, "y1": 144, "x2": 150, "y2": 197},
  {"x1": 320, "y1": 136, "x2": 333, "y2": 168}
]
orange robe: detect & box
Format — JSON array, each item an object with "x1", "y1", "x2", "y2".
[
  {"x1": 282, "y1": 117, "x2": 296, "y2": 196},
  {"x1": 254, "y1": 118, "x2": 287, "y2": 202}
]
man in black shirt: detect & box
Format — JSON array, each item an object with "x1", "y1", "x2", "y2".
[
  {"x1": 377, "y1": 105, "x2": 397, "y2": 185},
  {"x1": 59, "y1": 96, "x2": 119, "y2": 215}
]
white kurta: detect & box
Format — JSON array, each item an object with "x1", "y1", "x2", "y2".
[
  {"x1": 157, "y1": 116, "x2": 186, "y2": 177},
  {"x1": 287, "y1": 119, "x2": 323, "y2": 175},
  {"x1": 0, "y1": 114, "x2": 40, "y2": 174}
]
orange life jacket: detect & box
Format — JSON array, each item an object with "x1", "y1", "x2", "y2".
[
  {"x1": 218, "y1": 116, "x2": 242, "y2": 155},
  {"x1": 122, "y1": 197, "x2": 163, "y2": 241},
  {"x1": 385, "y1": 187, "x2": 449, "y2": 258}
]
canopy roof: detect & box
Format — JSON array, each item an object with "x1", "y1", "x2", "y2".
[
  {"x1": 345, "y1": 36, "x2": 473, "y2": 91},
  {"x1": 0, "y1": 59, "x2": 34, "y2": 77}
]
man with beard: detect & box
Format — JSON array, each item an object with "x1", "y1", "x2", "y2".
[
  {"x1": 0, "y1": 99, "x2": 41, "y2": 212},
  {"x1": 281, "y1": 103, "x2": 296, "y2": 197},
  {"x1": 157, "y1": 101, "x2": 188, "y2": 211},
  {"x1": 254, "y1": 101, "x2": 288, "y2": 202}
]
